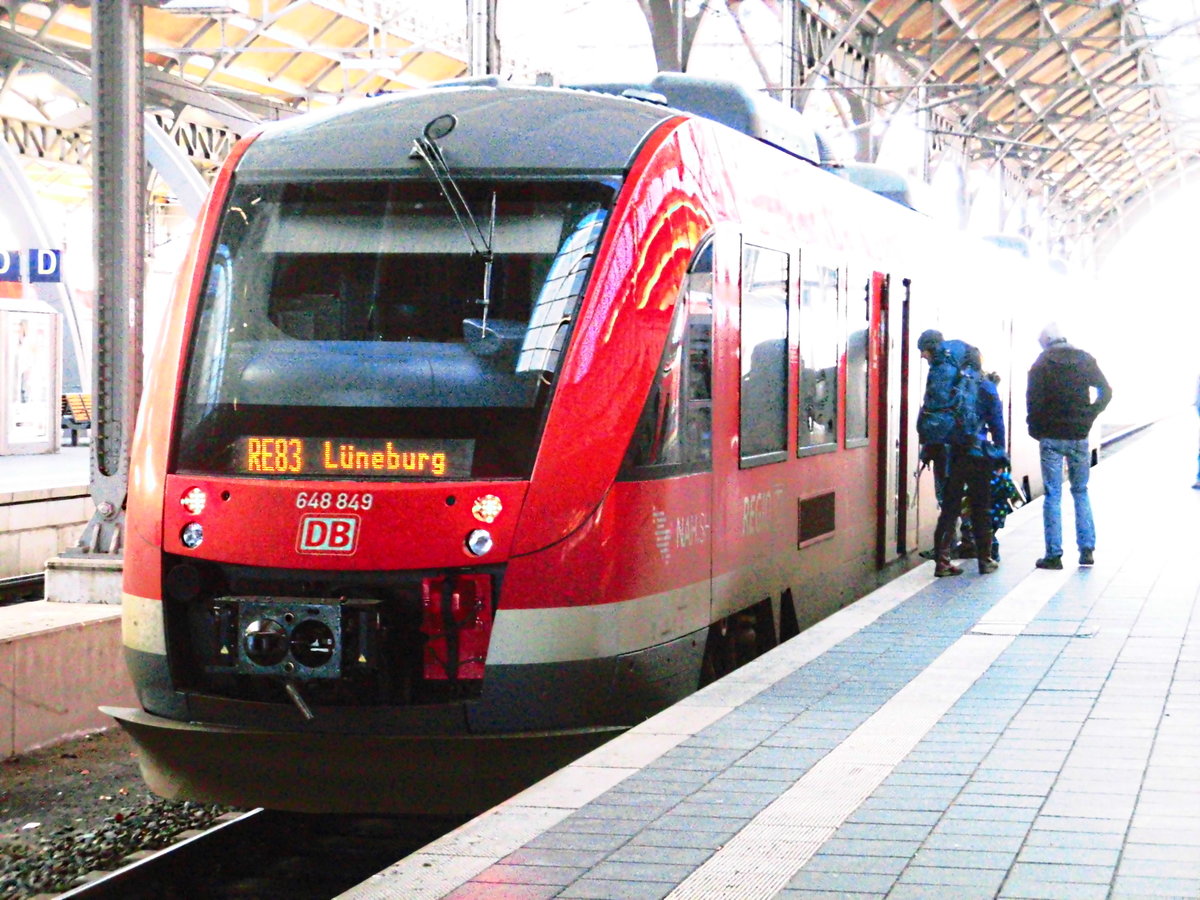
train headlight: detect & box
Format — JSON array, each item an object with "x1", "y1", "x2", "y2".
[
  {"x1": 180, "y1": 487, "x2": 207, "y2": 516},
  {"x1": 180, "y1": 522, "x2": 204, "y2": 549},
  {"x1": 243, "y1": 618, "x2": 288, "y2": 666},
  {"x1": 465, "y1": 528, "x2": 493, "y2": 557}
]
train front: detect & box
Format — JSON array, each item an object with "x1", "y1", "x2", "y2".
[{"x1": 107, "y1": 84, "x2": 681, "y2": 814}]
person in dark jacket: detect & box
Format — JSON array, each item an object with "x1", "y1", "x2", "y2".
[
  {"x1": 1026, "y1": 322, "x2": 1112, "y2": 568},
  {"x1": 969, "y1": 348, "x2": 1008, "y2": 561},
  {"x1": 917, "y1": 329, "x2": 957, "y2": 557},
  {"x1": 928, "y1": 339, "x2": 1004, "y2": 577}
]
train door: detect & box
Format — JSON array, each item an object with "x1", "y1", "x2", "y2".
[{"x1": 877, "y1": 274, "x2": 916, "y2": 563}]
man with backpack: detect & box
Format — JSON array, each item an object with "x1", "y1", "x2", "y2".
[
  {"x1": 917, "y1": 330, "x2": 1003, "y2": 577},
  {"x1": 1026, "y1": 322, "x2": 1112, "y2": 568}
]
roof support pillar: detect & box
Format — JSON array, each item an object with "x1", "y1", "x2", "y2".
[
  {"x1": 71, "y1": 0, "x2": 144, "y2": 561},
  {"x1": 467, "y1": 0, "x2": 498, "y2": 77}
]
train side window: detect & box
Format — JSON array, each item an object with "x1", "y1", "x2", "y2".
[
  {"x1": 845, "y1": 270, "x2": 871, "y2": 448},
  {"x1": 619, "y1": 240, "x2": 713, "y2": 479},
  {"x1": 739, "y1": 244, "x2": 789, "y2": 466},
  {"x1": 798, "y1": 259, "x2": 839, "y2": 454}
]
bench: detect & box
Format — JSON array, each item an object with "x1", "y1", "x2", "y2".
[{"x1": 61, "y1": 393, "x2": 92, "y2": 445}]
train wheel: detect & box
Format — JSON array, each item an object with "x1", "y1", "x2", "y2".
[{"x1": 699, "y1": 598, "x2": 776, "y2": 687}]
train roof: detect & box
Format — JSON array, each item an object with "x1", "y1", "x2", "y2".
[
  {"x1": 825, "y1": 162, "x2": 935, "y2": 214},
  {"x1": 236, "y1": 74, "x2": 834, "y2": 182},
  {"x1": 565, "y1": 73, "x2": 829, "y2": 166},
  {"x1": 238, "y1": 84, "x2": 674, "y2": 181}
]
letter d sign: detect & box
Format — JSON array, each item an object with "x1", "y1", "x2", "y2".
[
  {"x1": 28, "y1": 249, "x2": 61, "y2": 283},
  {"x1": 0, "y1": 250, "x2": 18, "y2": 282}
]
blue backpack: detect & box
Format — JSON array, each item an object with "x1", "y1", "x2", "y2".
[{"x1": 917, "y1": 339, "x2": 982, "y2": 447}]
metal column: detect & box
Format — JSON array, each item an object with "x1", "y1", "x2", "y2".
[{"x1": 73, "y1": 0, "x2": 144, "y2": 558}]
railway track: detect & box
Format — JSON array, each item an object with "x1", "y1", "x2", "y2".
[
  {"x1": 0, "y1": 573, "x2": 43, "y2": 606},
  {"x1": 56, "y1": 808, "x2": 466, "y2": 899}
]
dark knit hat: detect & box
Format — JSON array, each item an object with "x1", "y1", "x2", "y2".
[{"x1": 917, "y1": 329, "x2": 943, "y2": 352}]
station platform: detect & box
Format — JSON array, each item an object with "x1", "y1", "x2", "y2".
[
  {"x1": 342, "y1": 412, "x2": 1200, "y2": 900},
  {"x1": 0, "y1": 442, "x2": 134, "y2": 757},
  {"x1": 0, "y1": 442, "x2": 91, "y2": 580}
]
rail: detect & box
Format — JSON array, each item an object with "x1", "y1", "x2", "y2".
[{"x1": 0, "y1": 572, "x2": 44, "y2": 606}]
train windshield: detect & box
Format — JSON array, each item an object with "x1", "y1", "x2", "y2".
[{"x1": 175, "y1": 179, "x2": 613, "y2": 480}]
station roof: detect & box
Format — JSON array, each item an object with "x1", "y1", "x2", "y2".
[
  {"x1": 836, "y1": 0, "x2": 1200, "y2": 254},
  {"x1": 1, "y1": 1, "x2": 1198, "y2": 259}
]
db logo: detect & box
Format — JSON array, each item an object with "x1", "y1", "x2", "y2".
[{"x1": 297, "y1": 514, "x2": 360, "y2": 554}]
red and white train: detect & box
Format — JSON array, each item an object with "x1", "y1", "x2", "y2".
[{"x1": 108, "y1": 73, "x2": 1047, "y2": 814}]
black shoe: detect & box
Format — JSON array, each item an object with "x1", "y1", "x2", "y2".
[
  {"x1": 1035, "y1": 556, "x2": 1063, "y2": 570},
  {"x1": 978, "y1": 558, "x2": 999, "y2": 574},
  {"x1": 953, "y1": 543, "x2": 977, "y2": 560},
  {"x1": 1079, "y1": 549, "x2": 1094, "y2": 566},
  {"x1": 919, "y1": 548, "x2": 936, "y2": 559}
]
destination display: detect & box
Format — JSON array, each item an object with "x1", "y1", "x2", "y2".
[{"x1": 236, "y1": 436, "x2": 474, "y2": 479}]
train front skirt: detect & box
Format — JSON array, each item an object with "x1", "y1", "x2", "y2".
[{"x1": 103, "y1": 706, "x2": 623, "y2": 816}]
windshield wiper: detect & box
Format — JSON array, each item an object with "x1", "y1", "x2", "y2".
[{"x1": 409, "y1": 114, "x2": 496, "y2": 336}]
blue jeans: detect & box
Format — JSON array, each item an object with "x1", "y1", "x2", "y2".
[{"x1": 1040, "y1": 439, "x2": 1094, "y2": 558}]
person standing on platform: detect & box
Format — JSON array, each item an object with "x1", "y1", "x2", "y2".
[
  {"x1": 966, "y1": 346, "x2": 1009, "y2": 562},
  {"x1": 920, "y1": 334, "x2": 1001, "y2": 577},
  {"x1": 917, "y1": 329, "x2": 961, "y2": 558},
  {"x1": 1026, "y1": 322, "x2": 1112, "y2": 569}
]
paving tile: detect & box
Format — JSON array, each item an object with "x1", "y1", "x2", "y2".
[
  {"x1": 835, "y1": 822, "x2": 934, "y2": 842},
  {"x1": 473, "y1": 863, "x2": 586, "y2": 886},
  {"x1": 816, "y1": 837, "x2": 923, "y2": 858},
  {"x1": 625, "y1": 828, "x2": 728, "y2": 851},
  {"x1": 606, "y1": 844, "x2": 713, "y2": 866},
  {"x1": 940, "y1": 803, "x2": 1039, "y2": 825},
  {"x1": 888, "y1": 885, "x2": 998, "y2": 900},
  {"x1": 784, "y1": 869, "x2": 898, "y2": 893},
  {"x1": 526, "y1": 830, "x2": 633, "y2": 853},
  {"x1": 1119, "y1": 841, "x2": 1200, "y2": 864},
  {"x1": 558, "y1": 878, "x2": 675, "y2": 899},
  {"x1": 1041, "y1": 790, "x2": 1137, "y2": 819},
  {"x1": 1022, "y1": 829, "x2": 1125, "y2": 851},
  {"x1": 920, "y1": 831, "x2": 1026, "y2": 854},
  {"x1": 1116, "y1": 856, "x2": 1200, "y2": 880},
  {"x1": 1015, "y1": 845, "x2": 1120, "y2": 867},
  {"x1": 670, "y1": 799, "x2": 767, "y2": 819},
  {"x1": 800, "y1": 853, "x2": 909, "y2": 876},
  {"x1": 910, "y1": 847, "x2": 1016, "y2": 870},
  {"x1": 957, "y1": 787, "x2": 1046, "y2": 803},
  {"x1": 640, "y1": 815, "x2": 744, "y2": 838},
  {"x1": 1109, "y1": 874, "x2": 1200, "y2": 898},
  {"x1": 1031, "y1": 815, "x2": 1130, "y2": 835},
  {"x1": 930, "y1": 818, "x2": 1032, "y2": 838},
  {"x1": 998, "y1": 872, "x2": 1111, "y2": 899},
  {"x1": 585, "y1": 860, "x2": 696, "y2": 883},
  {"x1": 444, "y1": 883, "x2": 560, "y2": 900},
  {"x1": 502, "y1": 847, "x2": 611, "y2": 869},
  {"x1": 853, "y1": 791, "x2": 960, "y2": 812},
  {"x1": 894, "y1": 864, "x2": 1006, "y2": 891},
  {"x1": 1124, "y1": 824, "x2": 1200, "y2": 846},
  {"x1": 843, "y1": 808, "x2": 942, "y2": 827},
  {"x1": 1005, "y1": 861, "x2": 1115, "y2": 885}
]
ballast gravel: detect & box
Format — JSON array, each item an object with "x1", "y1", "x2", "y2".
[{"x1": 0, "y1": 729, "x2": 237, "y2": 899}]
